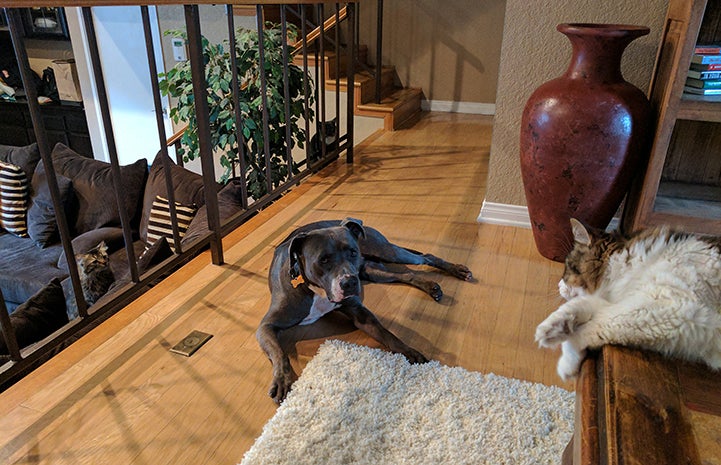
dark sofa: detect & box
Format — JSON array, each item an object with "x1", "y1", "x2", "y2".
[{"x1": 0, "y1": 141, "x2": 245, "y2": 353}]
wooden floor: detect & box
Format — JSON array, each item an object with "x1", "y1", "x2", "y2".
[{"x1": 0, "y1": 112, "x2": 570, "y2": 465}]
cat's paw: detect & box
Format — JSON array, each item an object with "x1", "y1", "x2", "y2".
[
  {"x1": 535, "y1": 311, "x2": 576, "y2": 348},
  {"x1": 556, "y1": 342, "x2": 586, "y2": 381}
]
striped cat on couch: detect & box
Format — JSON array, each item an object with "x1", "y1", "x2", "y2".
[{"x1": 536, "y1": 219, "x2": 721, "y2": 380}]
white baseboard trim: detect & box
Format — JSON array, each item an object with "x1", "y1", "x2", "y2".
[
  {"x1": 477, "y1": 200, "x2": 623, "y2": 232},
  {"x1": 421, "y1": 100, "x2": 495, "y2": 115},
  {"x1": 477, "y1": 201, "x2": 531, "y2": 229}
]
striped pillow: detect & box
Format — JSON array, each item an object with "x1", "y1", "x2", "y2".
[
  {"x1": 146, "y1": 195, "x2": 197, "y2": 253},
  {"x1": 0, "y1": 160, "x2": 29, "y2": 237}
]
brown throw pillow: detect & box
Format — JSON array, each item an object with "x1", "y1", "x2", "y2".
[
  {"x1": 0, "y1": 143, "x2": 41, "y2": 184},
  {"x1": 27, "y1": 160, "x2": 73, "y2": 248},
  {"x1": 0, "y1": 278, "x2": 68, "y2": 355},
  {"x1": 51, "y1": 143, "x2": 147, "y2": 235}
]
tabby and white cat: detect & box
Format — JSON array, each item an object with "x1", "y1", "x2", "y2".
[
  {"x1": 535, "y1": 218, "x2": 721, "y2": 380},
  {"x1": 66, "y1": 241, "x2": 115, "y2": 319}
]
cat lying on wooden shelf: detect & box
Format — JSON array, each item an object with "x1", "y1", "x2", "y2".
[{"x1": 536, "y1": 218, "x2": 721, "y2": 380}]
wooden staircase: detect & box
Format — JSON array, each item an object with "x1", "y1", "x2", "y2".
[{"x1": 294, "y1": 45, "x2": 423, "y2": 131}]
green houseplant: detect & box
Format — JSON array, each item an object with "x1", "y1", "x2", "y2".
[{"x1": 158, "y1": 23, "x2": 314, "y2": 198}]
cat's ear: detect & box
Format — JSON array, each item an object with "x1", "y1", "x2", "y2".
[
  {"x1": 98, "y1": 241, "x2": 108, "y2": 255},
  {"x1": 570, "y1": 218, "x2": 592, "y2": 246}
]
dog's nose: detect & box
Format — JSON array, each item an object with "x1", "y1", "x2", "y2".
[{"x1": 340, "y1": 275, "x2": 360, "y2": 294}]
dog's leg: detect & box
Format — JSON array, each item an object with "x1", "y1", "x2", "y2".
[
  {"x1": 336, "y1": 297, "x2": 428, "y2": 363},
  {"x1": 256, "y1": 316, "x2": 299, "y2": 404},
  {"x1": 362, "y1": 228, "x2": 472, "y2": 281},
  {"x1": 362, "y1": 261, "x2": 443, "y2": 301}
]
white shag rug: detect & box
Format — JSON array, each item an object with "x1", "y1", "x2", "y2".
[{"x1": 240, "y1": 340, "x2": 575, "y2": 465}]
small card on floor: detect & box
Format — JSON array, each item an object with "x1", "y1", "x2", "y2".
[{"x1": 170, "y1": 330, "x2": 213, "y2": 357}]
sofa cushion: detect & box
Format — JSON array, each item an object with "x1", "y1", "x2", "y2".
[
  {"x1": 0, "y1": 143, "x2": 41, "y2": 184},
  {"x1": 146, "y1": 195, "x2": 197, "y2": 252},
  {"x1": 0, "y1": 278, "x2": 68, "y2": 355},
  {"x1": 27, "y1": 160, "x2": 73, "y2": 248},
  {"x1": 0, "y1": 160, "x2": 29, "y2": 237},
  {"x1": 51, "y1": 143, "x2": 148, "y2": 235},
  {"x1": 140, "y1": 151, "x2": 206, "y2": 243},
  {"x1": 182, "y1": 178, "x2": 245, "y2": 246},
  {"x1": 0, "y1": 232, "x2": 66, "y2": 311}
]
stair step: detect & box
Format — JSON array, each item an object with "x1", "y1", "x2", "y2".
[
  {"x1": 329, "y1": 67, "x2": 396, "y2": 105},
  {"x1": 293, "y1": 45, "x2": 422, "y2": 131},
  {"x1": 356, "y1": 87, "x2": 423, "y2": 131},
  {"x1": 292, "y1": 45, "x2": 368, "y2": 79}
]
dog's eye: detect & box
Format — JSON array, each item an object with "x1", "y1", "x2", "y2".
[
  {"x1": 349, "y1": 249, "x2": 358, "y2": 258},
  {"x1": 319, "y1": 256, "x2": 330, "y2": 265}
]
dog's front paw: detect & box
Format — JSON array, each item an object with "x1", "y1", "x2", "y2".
[
  {"x1": 451, "y1": 264, "x2": 473, "y2": 281},
  {"x1": 426, "y1": 282, "x2": 443, "y2": 302},
  {"x1": 403, "y1": 347, "x2": 428, "y2": 364},
  {"x1": 268, "y1": 371, "x2": 295, "y2": 404}
]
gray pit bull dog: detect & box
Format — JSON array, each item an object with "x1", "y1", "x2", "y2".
[{"x1": 256, "y1": 218, "x2": 473, "y2": 403}]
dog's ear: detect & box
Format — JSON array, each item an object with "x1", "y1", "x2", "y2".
[
  {"x1": 288, "y1": 233, "x2": 308, "y2": 281},
  {"x1": 341, "y1": 217, "x2": 365, "y2": 240}
]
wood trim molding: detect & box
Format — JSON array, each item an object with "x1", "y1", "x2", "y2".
[
  {"x1": 421, "y1": 100, "x2": 495, "y2": 115},
  {"x1": 476, "y1": 201, "x2": 531, "y2": 229}
]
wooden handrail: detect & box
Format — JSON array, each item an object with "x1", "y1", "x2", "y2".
[
  {"x1": 291, "y1": 5, "x2": 347, "y2": 55},
  {"x1": 166, "y1": 125, "x2": 186, "y2": 147}
]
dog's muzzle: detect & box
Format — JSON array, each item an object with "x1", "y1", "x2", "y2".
[{"x1": 329, "y1": 274, "x2": 360, "y2": 302}]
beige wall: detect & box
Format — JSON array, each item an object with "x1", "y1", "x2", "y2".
[
  {"x1": 359, "y1": 0, "x2": 506, "y2": 104},
  {"x1": 484, "y1": 0, "x2": 668, "y2": 207}
]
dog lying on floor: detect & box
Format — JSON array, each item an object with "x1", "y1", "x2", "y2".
[{"x1": 256, "y1": 218, "x2": 473, "y2": 403}]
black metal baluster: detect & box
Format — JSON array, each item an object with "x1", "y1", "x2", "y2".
[
  {"x1": 318, "y1": 4, "x2": 326, "y2": 160},
  {"x1": 184, "y1": 4, "x2": 223, "y2": 265},
  {"x1": 0, "y1": 290, "x2": 21, "y2": 362},
  {"x1": 140, "y1": 5, "x2": 183, "y2": 255},
  {"x1": 256, "y1": 5, "x2": 273, "y2": 195},
  {"x1": 301, "y1": 6, "x2": 311, "y2": 168},
  {"x1": 226, "y1": 4, "x2": 249, "y2": 209},
  {"x1": 346, "y1": 2, "x2": 356, "y2": 163},
  {"x1": 280, "y1": 5, "x2": 294, "y2": 181},
  {"x1": 334, "y1": 3, "x2": 341, "y2": 156},
  {"x1": 375, "y1": 0, "x2": 383, "y2": 103}
]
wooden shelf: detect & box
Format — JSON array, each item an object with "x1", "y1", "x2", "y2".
[
  {"x1": 678, "y1": 95, "x2": 721, "y2": 122},
  {"x1": 622, "y1": 0, "x2": 721, "y2": 235}
]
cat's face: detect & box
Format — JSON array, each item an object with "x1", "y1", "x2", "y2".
[
  {"x1": 559, "y1": 219, "x2": 619, "y2": 300},
  {"x1": 321, "y1": 119, "x2": 337, "y2": 141},
  {"x1": 77, "y1": 241, "x2": 110, "y2": 274}
]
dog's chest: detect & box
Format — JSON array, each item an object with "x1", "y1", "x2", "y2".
[{"x1": 299, "y1": 295, "x2": 339, "y2": 325}]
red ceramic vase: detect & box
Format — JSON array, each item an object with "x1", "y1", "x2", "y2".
[{"x1": 520, "y1": 23, "x2": 652, "y2": 261}]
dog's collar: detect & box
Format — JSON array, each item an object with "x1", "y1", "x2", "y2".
[
  {"x1": 291, "y1": 273, "x2": 306, "y2": 288},
  {"x1": 290, "y1": 252, "x2": 329, "y2": 298},
  {"x1": 290, "y1": 273, "x2": 328, "y2": 298}
]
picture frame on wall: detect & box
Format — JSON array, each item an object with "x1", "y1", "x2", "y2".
[{"x1": 21, "y1": 8, "x2": 69, "y2": 40}]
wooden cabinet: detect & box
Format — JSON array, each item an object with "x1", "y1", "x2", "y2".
[
  {"x1": 0, "y1": 100, "x2": 92, "y2": 157},
  {"x1": 623, "y1": 0, "x2": 721, "y2": 234},
  {"x1": 563, "y1": 346, "x2": 721, "y2": 465}
]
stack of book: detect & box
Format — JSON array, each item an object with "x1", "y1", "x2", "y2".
[{"x1": 684, "y1": 44, "x2": 721, "y2": 96}]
